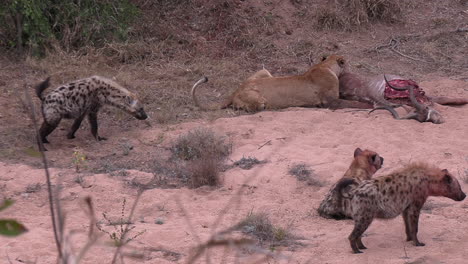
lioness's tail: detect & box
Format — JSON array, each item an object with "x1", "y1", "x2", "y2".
[
  {"x1": 191, "y1": 76, "x2": 231, "y2": 110},
  {"x1": 191, "y1": 76, "x2": 208, "y2": 109},
  {"x1": 35, "y1": 77, "x2": 51, "y2": 100}
]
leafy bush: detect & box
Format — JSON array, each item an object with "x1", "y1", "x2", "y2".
[
  {"x1": 0, "y1": 199, "x2": 28, "y2": 237},
  {"x1": 0, "y1": 0, "x2": 138, "y2": 55}
]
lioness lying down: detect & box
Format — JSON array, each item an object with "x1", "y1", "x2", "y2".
[{"x1": 191, "y1": 55, "x2": 371, "y2": 112}]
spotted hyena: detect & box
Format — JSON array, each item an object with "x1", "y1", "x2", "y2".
[
  {"x1": 35, "y1": 76, "x2": 148, "y2": 147},
  {"x1": 317, "y1": 147, "x2": 384, "y2": 219},
  {"x1": 335, "y1": 163, "x2": 466, "y2": 253}
]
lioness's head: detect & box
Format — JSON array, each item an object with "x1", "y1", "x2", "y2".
[{"x1": 320, "y1": 54, "x2": 347, "y2": 76}]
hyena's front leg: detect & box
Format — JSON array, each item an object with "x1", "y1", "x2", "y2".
[
  {"x1": 88, "y1": 111, "x2": 107, "y2": 141},
  {"x1": 67, "y1": 114, "x2": 86, "y2": 139}
]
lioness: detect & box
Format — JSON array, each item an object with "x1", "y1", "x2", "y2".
[
  {"x1": 317, "y1": 148, "x2": 384, "y2": 220},
  {"x1": 192, "y1": 55, "x2": 371, "y2": 112}
]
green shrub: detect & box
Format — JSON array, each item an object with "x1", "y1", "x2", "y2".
[{"x1": 0, "y1": 0, "x2": 138, "y2": 55}]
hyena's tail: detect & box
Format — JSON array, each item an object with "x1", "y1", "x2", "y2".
[{"x1": 35, "y1": 77, "x2": 51, "y2": 100}]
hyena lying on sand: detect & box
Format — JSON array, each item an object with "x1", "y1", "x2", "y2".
[
  {"x1": 335, "y1": 163, "x2": 466, "y2": 253},
  {"x1": 317, "y1": 148, "x2": 384, "y2": 219},
  {"x1": 35, "y1": 76, "x2": 148, "y2": 148}
]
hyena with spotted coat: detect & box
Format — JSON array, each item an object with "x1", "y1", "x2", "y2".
[
  {"x1": 36, "y1": 76, "x2": 148, "y2": 146},
  {"x1": 335, "y1": 163, "x2": 466, "y2": 254}
]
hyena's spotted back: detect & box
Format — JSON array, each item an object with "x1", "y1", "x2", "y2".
[{"x1": 36, "y1": 76, "x2": 148, "y2": 148}]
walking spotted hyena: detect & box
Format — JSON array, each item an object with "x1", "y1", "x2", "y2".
[
  {"x1": 35, "y1": 76, "x2": 148, "y2": 148},
  {"x1": 335, "y1": 163, "x2": 466, "y2": 253},
  {"x1": 317, "y1": 148, "x2": 384, "y2": 219}
]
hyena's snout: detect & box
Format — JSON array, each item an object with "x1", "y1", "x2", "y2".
[
  {"x1": 456, "y1": 191, "x2": 466, "y2": 201},
  {"x1": 134, "y1": 108, "x2": 148, "y2": 120}
]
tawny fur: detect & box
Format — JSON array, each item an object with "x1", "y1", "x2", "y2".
[
  {"x1": 317, "y1": 148, "x2": 384, "y2": 219},
  {"x1": 191, "y1": 55, "x2": 371, "y2": 112},
  {"x1": 36, "y1": 76, "x2": 148, "y2": 148},
  {"x1": 336, "y1": 163, "x2": 466, "y2": 253}
]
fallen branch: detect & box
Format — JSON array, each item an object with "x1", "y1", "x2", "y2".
[
  {"x1": 374, "y1": 37, "x2": 427, "y2": 63},
  {"x1": 257, "y1": 140, "x2": 272, "y2": 150},
  {"x1": 390, "y1": 46, "x2": 427, "y2": 63}
]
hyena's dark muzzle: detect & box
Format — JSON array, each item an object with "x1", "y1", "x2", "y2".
[{"x1": 134, "y1": 108, "x2": 148, "y2": 120}]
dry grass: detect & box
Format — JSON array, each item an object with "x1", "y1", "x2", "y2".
[
  {"x1": 170, "y1": 127, "x2": 232, "y2": 188},
  {"x1": 188, "y1": 154, "x2": 222, "y2": 188},
  {"x1": 96, "y1": 197, "x2": 146, "y2": 247},
  {"x1": 288, "y1": 163, "x2": 323, "y2": 187},
  {"x1": 171, "y1": 127, "x2": 231, "y2": 161},
  {"x1": 233, "y1": 156, "x2": 267, "y2": 170},
  {"x1": 315, "y1": 0, "x2": 405, "y2": 31},
  {"x1": 25, "y1": 183, "x2": 42, "y2": 193},
  {"x1": 236, "y1": 212, "x2": 299, "y2": 248}
]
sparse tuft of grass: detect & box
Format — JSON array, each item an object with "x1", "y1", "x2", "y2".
[
  {"x1": 233, "y1": 156, "x2": 266, "y2": 170},
  {"x1": 315, "y1": 7, "x2": 347, "y2": 30},
  {"x1": 171, "y1": 128, "x2": 231, "y2": 161},
  {"x1": 96, "y1": 197, "x2": 146, "y2": 247},
  {"x1": 288, "y1": 163, "x2": 323, "y2": 187},
  {"x1": 315, "y1": 0, "x2": 405, "y2": 31},
  {"x1": 236, "y1": 212, "x2": 298, "y2": 247},
  {"x1": 169, "y1": 128, "x2": 231, "y2": 188},
  {"x1": 188, "y1": 154, "x2": 222, "y2": 188},
  {"x1": 25, "y1": 183, "x2": 42, "y2": 193}
]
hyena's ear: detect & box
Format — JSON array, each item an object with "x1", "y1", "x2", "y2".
[
  {"x1": 337, "y1": 58, "x2": 346, "y2": 67},
  {"x1": 125, "y1": 96, "x2": 137, "y2": 107},
  {"x1": 443, "y1": 174, "x2": 452, "y2": 184},
  {"x1": 353, "y1": 148, "x2": 363, "y2": 157},
  {"x1": 130, "y1": 98, "x2": 138, "y2": 108}
]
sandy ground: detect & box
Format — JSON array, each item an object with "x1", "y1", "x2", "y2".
[{"x1": 0, "y1": 78, "x2": 467, "y2": 263}]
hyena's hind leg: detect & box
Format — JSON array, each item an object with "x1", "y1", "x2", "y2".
[
  {"x1": 88, "y1": 111, "x2": 106, "y2": 141},
  {"x1": 67, "y1": 114, "x2": 86, "y2": 139},
  {"x1": 39, "y1": 118, "x2": 61, "y2": 144}
]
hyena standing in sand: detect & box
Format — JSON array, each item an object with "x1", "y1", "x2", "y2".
[
  {"x1": 35, "y1": 76, "x2": 148, "y2": 148},
  {"x1": 335, "y1": 163, "x2": 466, "y2": 253}
]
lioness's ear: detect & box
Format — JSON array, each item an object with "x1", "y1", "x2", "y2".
[{"x1": 321, "y1": 55, "x2": 328, "y2": 61}]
